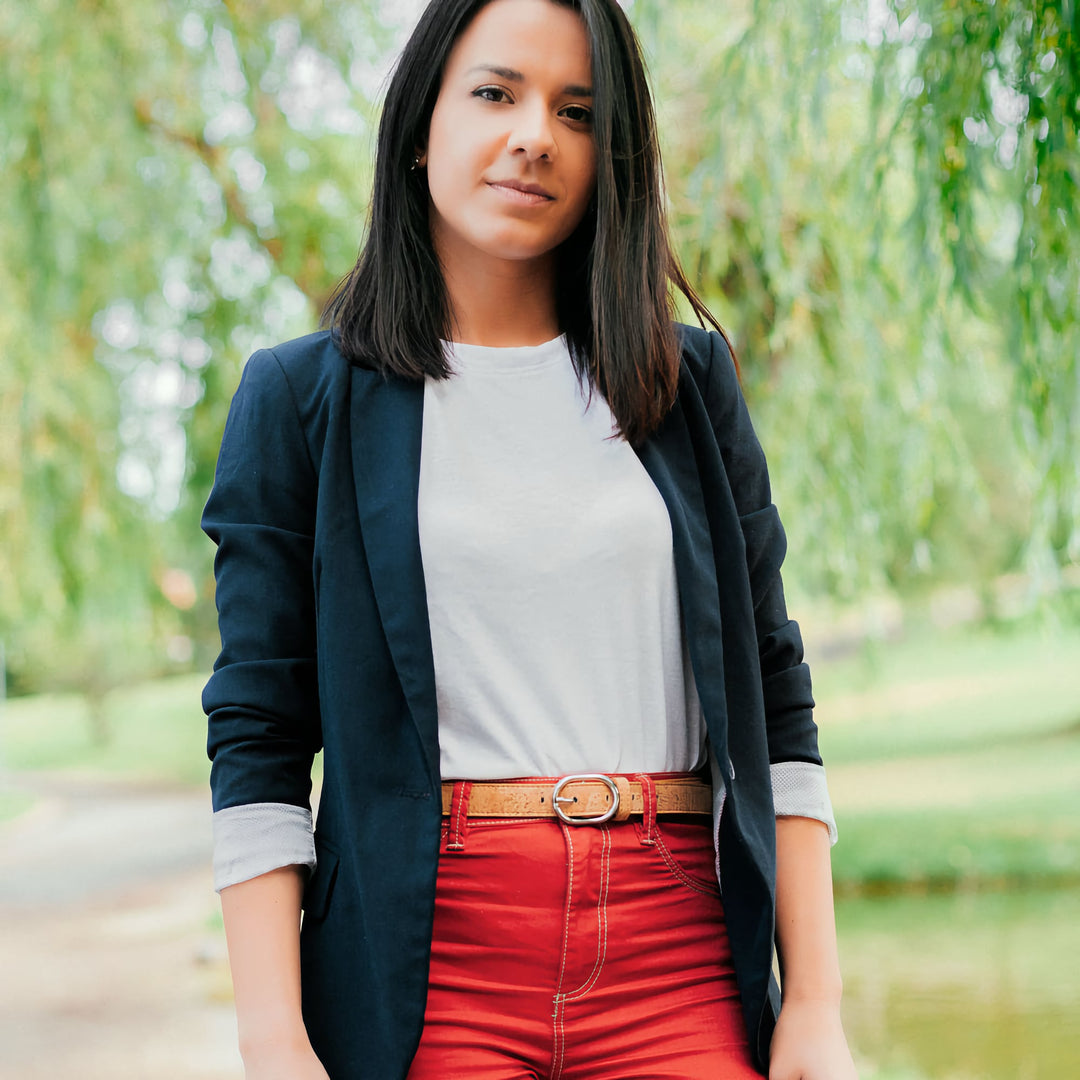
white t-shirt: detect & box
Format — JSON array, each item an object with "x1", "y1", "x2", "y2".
[{"x1": 418, "y1": 335, "x2": 706, "y2": 779}]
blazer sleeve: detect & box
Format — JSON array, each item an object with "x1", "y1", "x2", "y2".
[
  {"x1": 201, "y1": 348, "x2": 322, "y2": 889},
  {"x1": 699, "y1": 330, "x2": 837, "y2": 841}
]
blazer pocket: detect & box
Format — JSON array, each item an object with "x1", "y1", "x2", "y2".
[{"x1": 302, "y1": 842, "x2": 341, "y2": 922}]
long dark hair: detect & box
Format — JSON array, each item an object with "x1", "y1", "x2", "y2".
[{"x1": 322, "y1": 0, "x2": 725, "y2": 444}]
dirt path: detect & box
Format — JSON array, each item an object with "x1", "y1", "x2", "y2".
[{"x1": 0, "y1": 775, "x2": 243, "y2": 1079}]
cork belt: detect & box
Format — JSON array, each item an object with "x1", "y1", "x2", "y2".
[{"x1": 440, "y1": 774, "x2": 712, "y2": 826}]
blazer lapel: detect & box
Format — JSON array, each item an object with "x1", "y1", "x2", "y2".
[
  {"x1": 635, "y1": 395, "x2": 731, "y2": 767},
  {"x1": 349, "y1": 370, "x2": 440, "y2": 788}
]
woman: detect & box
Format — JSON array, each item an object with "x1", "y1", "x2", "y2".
[{"x1": 202, "y1": 1, "x2": 858, "y2": 1077}]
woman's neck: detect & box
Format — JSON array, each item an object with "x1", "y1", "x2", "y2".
[{"x1": 438, "y1": 246, "x2": 561, "y2": 348}]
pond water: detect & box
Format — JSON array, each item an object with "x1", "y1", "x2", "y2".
[{"x1": 836, "y1": 887, "x2": 1080, "y2": 1079}]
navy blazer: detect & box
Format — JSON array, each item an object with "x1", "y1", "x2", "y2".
[{"x1": 202, "y1": 323, "x2": 822, "y2": 1078}]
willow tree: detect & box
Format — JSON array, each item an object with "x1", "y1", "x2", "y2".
[
  {"x1": 4, "y1": 0, "x2": 1077, "y2": 699},
  {"x1": 0, "y1": 0, "x2": 393, "y2": 695},
  {"x1": 638, "y1": 0, "x2": 1078, "y2": 604},
  {"x1": 884, "y1": 0, "x2": 1080, "y2": 584}
]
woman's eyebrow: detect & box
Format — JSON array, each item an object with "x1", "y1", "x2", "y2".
[{"x1": 465, "y1": 63, "x2": 593, "y2": 97}]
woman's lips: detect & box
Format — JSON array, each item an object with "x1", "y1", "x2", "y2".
[{"x1": 486, "y1": 181, "x2": 554, "y2": 205}]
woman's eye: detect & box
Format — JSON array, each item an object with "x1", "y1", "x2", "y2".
[
  {"x1": 560, "y1": 104, "x2": 593, "y2": 125},
  {"x1": 473, "y1": 86, "x2": 511, "y2": 104}
]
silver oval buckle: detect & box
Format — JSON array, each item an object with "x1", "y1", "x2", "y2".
[{"x1": 551, "y1": 773, "x2": 619, "y2": 825}]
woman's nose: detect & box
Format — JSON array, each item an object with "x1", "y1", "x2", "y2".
[{"x1": 507, "y1": 103, "x2": 557, "y2": 161}]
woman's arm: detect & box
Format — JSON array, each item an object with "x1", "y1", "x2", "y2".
[
  {"x1": 203, "y1": 347, "x2": 323, "y2": 891},
  {"x1": 769, "y1": 816, "x2": 857, "y2": 1080},
  {"x1": 203, "y1": 349, "x2": 323, "y2": 891},
  {"x1": 203, "y1": 349, "x2": 326, "y2": 1074},
  {"x1": 688, "y1": 327, "x2": 851, "y2": 1072},
  {"x1": 220, "y1": 867, "x2": 330, "y2": 1079}
]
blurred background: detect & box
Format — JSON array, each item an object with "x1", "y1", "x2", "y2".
[{"x1": 1, "y1": 0, "x2": 1078, "y2": 1077}]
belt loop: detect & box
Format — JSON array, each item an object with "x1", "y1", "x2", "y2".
[
  {"x1": 636, "y1": 773, "x2": 657, "y2": 845},
  {"x1": 446, "y1": 781, "x2": 472, "y2": 852}
]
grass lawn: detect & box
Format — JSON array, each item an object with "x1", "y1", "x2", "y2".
[
  {"x1": 2, "y1": 617, "x2": 1078, "y2": 892},
  {"x1": 808, "y1": 617, "x2": 1080, "y2": 892},
  {"x1": 808, "y1": 619, "x2": 1080, "y2": 763},
  {"x1": 0, "y1": 672, "x2": 325, "y2": 795},
  {"x1": 0, "y1": 673, "x2": 212, "y2": 786},
  {"x1": 0, "y1": 787, "x2": 35, "y2": 824}
]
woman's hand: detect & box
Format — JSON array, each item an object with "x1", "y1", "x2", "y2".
[{"x1": 768, "y1": 998, "x2": 858, "y2": 1080}]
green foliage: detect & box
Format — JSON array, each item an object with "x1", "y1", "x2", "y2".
[
  {"x1": 2, "y1": 0, "x2": 1078, "y2": 691},
  {"x1": 0, "y1": 0, "x2": 394, "y2": 693},
  {"x1": 882, "y1": 0, "x2": 1080, "y2": 577},
  {"x1": 638, "y1": 0, "x2": 1079, "y2": 598}
]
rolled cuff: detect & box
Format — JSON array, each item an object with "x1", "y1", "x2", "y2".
[
  {"x1": 770, "y1": 761, "x2": 838, "y2": 845},
  {"x1": 212, "y1": 802, "x2": 316, "y2": 892}
]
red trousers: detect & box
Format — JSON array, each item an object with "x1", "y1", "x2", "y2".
[{"x1": 406, "y1": 777, "x2": 763, "y2": 1079}]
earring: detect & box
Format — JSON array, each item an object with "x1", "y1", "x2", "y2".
[{"x1": 411, "y1": 154, "x2": 424, "y2": 172}]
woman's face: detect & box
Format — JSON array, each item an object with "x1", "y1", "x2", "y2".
[{"x1": 423, "y1": 0, "x2": 597, "y2": 273}]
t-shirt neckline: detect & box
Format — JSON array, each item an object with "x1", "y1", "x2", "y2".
[{"x1": 442, "y1": 334, "x2": 569, "y2": 374}]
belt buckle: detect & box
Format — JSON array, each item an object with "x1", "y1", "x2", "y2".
[{"x1": 551, "y1": 774, "x2": 619, "y2": 825}]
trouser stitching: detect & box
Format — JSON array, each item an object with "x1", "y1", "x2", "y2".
[
  {"x1": 550, "y1": 822, "x2": 575, "y2": 1080},
  {"x1": 653, "y1": 829, "x2": 720, "y2": 896},
  {"x1": 563, "y1": 824, "x2": 611, "y2": 1002}
]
